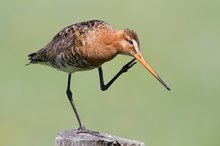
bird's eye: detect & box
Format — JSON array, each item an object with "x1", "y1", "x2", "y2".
[{"x1": 127, "y1": 39, "x2": 133, "y2": 45}]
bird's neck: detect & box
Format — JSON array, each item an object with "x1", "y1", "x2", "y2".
[{"x1": 82, "y1": 30, "x2": 125, "y2": 67}]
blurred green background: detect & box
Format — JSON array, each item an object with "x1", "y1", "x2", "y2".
[{"x1": 1, "y1": 0, "x2": 220, "y2": 146}]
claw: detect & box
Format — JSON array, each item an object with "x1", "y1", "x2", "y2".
[
  {"x1": 76, "y1": 128, "x2": 103, "y2": 137},
  {"x1": 126, "y1": 58, "x2": 136, "y2": 65},
  {"x1": 121, "y1": 58, "x2": 137, "y2": 73},
  {"x1": 127, "y1": 61, "x2": 137, "y2": 69}
]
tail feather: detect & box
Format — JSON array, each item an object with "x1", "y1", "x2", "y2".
[{"x1": 27, "y1": 51, "x2": 44, "y2": 64}]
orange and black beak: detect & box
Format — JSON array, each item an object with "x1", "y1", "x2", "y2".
[{"x1": 134, "y1": 53, "x2": 170, "y2": 91}]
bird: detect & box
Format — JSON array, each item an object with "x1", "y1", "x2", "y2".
[{"x1": 28, "y1": 20, "x2": 170, "y2": 133}]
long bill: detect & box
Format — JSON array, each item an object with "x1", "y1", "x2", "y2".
[{"x1": 134, "y1": 53, "x2": 170, "y2": 91}]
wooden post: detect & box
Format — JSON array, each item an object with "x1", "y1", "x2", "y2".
[{"x1": 55, "y1": 129, "x2": 145, "y2": 146}]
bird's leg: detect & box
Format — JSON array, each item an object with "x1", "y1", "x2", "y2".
[
  {"x1": 98, "y1": 58, "x2": 137, "y2": 91},
  {"x1": 66, "y1": 73, "x2": 85, "y2": 130},
  {"x1": 66, "y1": 74, "x2": 102, "y2": 137}
]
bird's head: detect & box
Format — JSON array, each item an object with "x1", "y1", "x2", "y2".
[
  {"x1": 118, "y1": 29, "x2": 170, "y2": 91},
  {"x1": 118, "y1": 29, "x2": 140, "y2": 56}
]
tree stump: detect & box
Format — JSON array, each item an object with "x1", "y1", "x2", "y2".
[{"x1": 55, "y1": 129, "x2": 145, "y2": 146}]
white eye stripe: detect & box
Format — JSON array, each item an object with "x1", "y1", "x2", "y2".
[{"x1": 132, "y1": 39, "x2": 140, "y2": 53}]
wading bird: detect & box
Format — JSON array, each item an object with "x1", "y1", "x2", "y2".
[{"x1": 28, "y1": 20, "x2": 170, "y2": 133}]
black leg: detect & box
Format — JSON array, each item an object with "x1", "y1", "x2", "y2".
[
  {"x1": 66, "y1": 74, "x2": 105, "y2": 137},
  {"x1": 66, "y1": 73, "x2": 85, "y2": 130},
  {"x1": 98, "y1": 58, "x2": 137, "y2": 91}
]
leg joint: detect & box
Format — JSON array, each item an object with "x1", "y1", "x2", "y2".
[{"x1": 66, "y1": 88, "x2": 72, "y2": 100}]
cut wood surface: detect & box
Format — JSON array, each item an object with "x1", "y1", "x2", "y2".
[{"x1": 55, "y1": 129, "x2": 145, "y2": 146}]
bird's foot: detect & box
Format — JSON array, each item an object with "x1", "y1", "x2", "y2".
[
  {"x1": 120, "y1": 58, "x2": 137, "y2": 73},
  {"x1": 77, "y1": 127, "x2": 103, "y2": 138}
]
